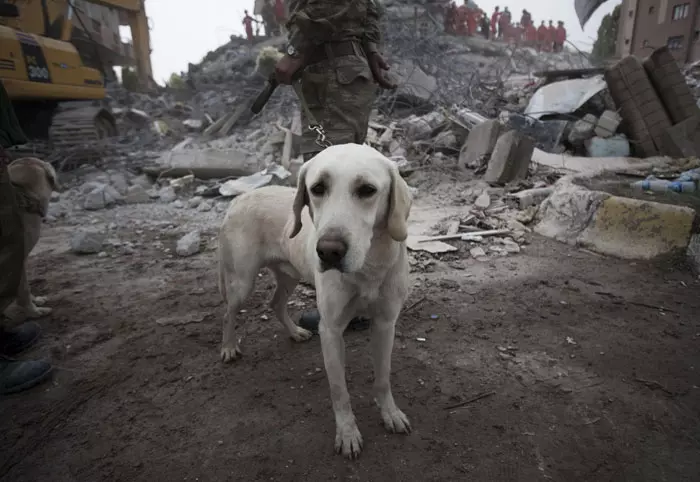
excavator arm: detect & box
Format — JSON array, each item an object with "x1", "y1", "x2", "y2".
[{"x1": 76, "y1": 0, "x2": 154, "y2": 89}]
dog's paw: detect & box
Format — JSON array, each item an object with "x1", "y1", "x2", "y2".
[
  {"x1": 335, "y1": 420, "x2": 363, "y2": 459},
  {"x1": 220, "y1": 345, "x2": 242, "y2": 363},
  {"x1": 380, "y1": 406, "x2": 412, "y2": 434},
  {"x1": 26, "y1": 306, "x2": 52, "y2": 319},
  {"x1": 32, "y1": 296, "x2": 48, "y2": 306},
  {"x1": 290, "y1": 326, "x2": 313, "y2": 342}
]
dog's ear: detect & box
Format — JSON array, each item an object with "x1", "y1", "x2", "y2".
[
  {"x1": 42, "y1": 161, "x2": 59, "y2": 190},
  {"x1": 290, "y1": 161, "x2": 309, "y2": 239},
  {"x1": 386, "y1": 159, "x2": 412, "y2": 242}
]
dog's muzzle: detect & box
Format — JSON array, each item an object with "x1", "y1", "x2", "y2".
[{"x1": 316, "y1": 235, "x2": 348, "y2": 272}]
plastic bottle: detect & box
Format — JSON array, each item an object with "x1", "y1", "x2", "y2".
[
  {"x1": 631, "y1": 179, "x2": 673, "y2": 192},
  {"x1": 630, "y1": 179, "x2": 696, "y2": 193}
]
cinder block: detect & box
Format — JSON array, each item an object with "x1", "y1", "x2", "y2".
[
  {"x1": 578, "y1": 195, "x2": 695, "y2": 259},
  {"x1": 484, "y1": 130, "x2": 535, "y2": 184},
  {"x1": 594, "y1": 110, "x2": 622, "y2": 138},
  {"x1": 643, "y1": 46, "x2": 700, "y2": 124},
  {"x1": 661, "y1": 115, "x2": 700, "y2": 158},
  {"x1": 605, "y1": 55, "x2": 672, "y2": 157},
  {"x1": 459, "y1": 119, "x2": 504, "y2": 169}
]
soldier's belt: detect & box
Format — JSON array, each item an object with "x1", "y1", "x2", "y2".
[{"x1": 306, "y1": 40, "x2": 363, "y2": 64}]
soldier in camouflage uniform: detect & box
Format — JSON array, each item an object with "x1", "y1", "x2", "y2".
[
  {"x1": 0, "y1": 81, "x2": 53, "y2": 394},
  {"x1": 274, "y1": 0, "x2": 397, "y2": 332}
]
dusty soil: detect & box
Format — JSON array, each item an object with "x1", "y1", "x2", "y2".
[{"x1": 1, "y1": 196, "x2": 700, "y2": 482}]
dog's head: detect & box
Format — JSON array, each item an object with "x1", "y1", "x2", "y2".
[
  {"x1": 8, "y1": 157, "x2": 59, "y2": 196},
  {"x1": 290, "y1": 144, "x2": 412, "y2": 273}
]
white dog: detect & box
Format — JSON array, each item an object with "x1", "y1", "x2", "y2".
[
  {"x1": 3, "y1": 157, "x2": 57, "y2": 322},
  {"x1": 217, "y1": 143, "x2": 413, "y2": 458}
]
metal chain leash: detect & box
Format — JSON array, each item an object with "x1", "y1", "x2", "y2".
[{"x1": 292, "y1": 82, "x2": 332, "y2": 149}]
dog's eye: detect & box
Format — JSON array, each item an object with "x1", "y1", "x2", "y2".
[
  {"x1": 356, "y1": 184, "x2": 377, "y2": 198},
  {"x1": 310, "y1": 182, "x2": 326, "y2": 196}
]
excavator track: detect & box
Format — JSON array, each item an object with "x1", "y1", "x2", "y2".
[
  {"x1": 8, "y1": 104, "x2": 118, "y2": 171},
  {"x1": 48, "y1": 105, "x2": 118, "y2": 171}
]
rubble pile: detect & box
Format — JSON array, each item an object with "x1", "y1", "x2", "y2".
[{"x1": 33, "y1": 2, "x2": 700, "y2": 271}]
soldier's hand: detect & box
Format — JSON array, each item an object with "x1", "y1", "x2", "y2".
[
  {"x1": 368, "y1": 53, "x2": 397, "y2": 90},
  {"x1": 275, "y1": 54, "x2": 305, "y2": 85}
]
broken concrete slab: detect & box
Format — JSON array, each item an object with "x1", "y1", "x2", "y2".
[
  {"x1": 392, "y1": 59, "x2": 438, "y2": 105},
  {"x1": 406, "y1": 235, "x2": 457, "y2": 254},
  {"x1": 578, "y1": 196, "x2": 695, "y2": 260},
  {"x1": 125, "y1": 185, "x2": 150, "y2": 204},
  {"x1": 218, "y1": 164, "x2": 291, "y2": 197},
  {"x1": 534, "y1": 177, "x2": 610, "y2": 244},
  {"x1": 459, "y1": 119, "x2": 503, "y2": 169},
  {"x1": 594, "y1": 110, "x2": 622, "y2": 138},
  {"x1": 147, "y1": 148, "x2": 260, "y2": 180},
  {"x1": 484, "y1": 130, "x2": 535, "y2": 184},
  {"x1": 535, "y1": 174, "x2": 697, "y2": 260},
  {"x1": 661, "y1": 115, "x2": 700, "y2": 158}
]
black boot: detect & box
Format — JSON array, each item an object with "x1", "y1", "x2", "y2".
[
  {"x1": 0, "y1": 321, "x2": 53, "y2": 395},
  {"x1": 299, "y1": 310, "x2": 371, "y2": 334},
  {"x1": 0, "y1": 321, "x2": 42, "y2": 356}
]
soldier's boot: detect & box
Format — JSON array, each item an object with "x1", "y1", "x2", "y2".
[
  {"x1": 0, "y1": 321, "x2": 53, "y2": 395},
  {"x1": 298, "y1": 311, "x2": 370, "y2": 334}
]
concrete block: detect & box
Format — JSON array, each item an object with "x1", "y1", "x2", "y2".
[
  {"x1": 568, "y1": 114, "x2": 598, "y2": 144},
  {"x1": 643, "y1": 46, "x2": 700, "y2": 124},
  {"x1": 661, "y1": 115, "x2": 700, "y2": 158},
  {"x1": 459, "y1": 119, "x2": 503, "y2": 169},
  {"x1": 605, "y1": 55, "x2": 672, "y2": 157},
  {"x1": 594, "y1": 110, "x2": 622, "y2": 138},
  {"x1": 584, "y1": 135, "x2": 630, "y2": 157},
  {"x1": 484, "y1": 130, "x2": 535, "y2": 184},
  {"x1": 578, "y1": 196, "x2": 695, "y2": 259},
  {"x1": 534, "y1": 178, "x2": 610, "y2": 244}
]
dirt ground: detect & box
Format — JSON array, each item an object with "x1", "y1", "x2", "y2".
[{"x1": 1, "y1": 191, "x2": 699, "y2": 482}]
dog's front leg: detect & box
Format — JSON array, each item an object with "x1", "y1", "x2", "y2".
[
  {"x1": 3, "y1": 267, "x2": 51, "y2": 322},
  {"x1": 318, "y1": 288, "x2": 363, "y2": 459},
  {"x1": 370, "y1": 303, "x2": 411, "y2": 435}
]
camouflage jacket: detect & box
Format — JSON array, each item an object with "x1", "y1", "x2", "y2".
[{"x1": 286, "y1": 0, "x2": 382, "y2": 55}]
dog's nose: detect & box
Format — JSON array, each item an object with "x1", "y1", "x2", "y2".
[{"x1": 316, "y1": 237, "x2": 348, "y2": 269}]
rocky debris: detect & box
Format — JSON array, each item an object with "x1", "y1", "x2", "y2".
[
  {"x1": 70, "y1": 230, "x2": 106, "y2": 254},
  {"x1": 125, "y1": 185, "x2": 151, "y2": 204},
  {"x1": 82, "y1": 183, "x2": 122, "y2": 210},
  {"x1": 176, "y1": 230, "x2": 202, "y2": 257},
  {"x1": 158, "y1": 186, "x2": 177, "y2": 203},
  {"x1": 484, "y1": 131, "x2": 535, "y2": 184},
  {"x1": 568, "y1": 114, "x2": 598, "y2": 144}
]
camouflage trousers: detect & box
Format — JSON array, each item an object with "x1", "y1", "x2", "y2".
[
  {"x1": 299, "y1": 53, "x2": 376, "y2": 161},
  {"x1": 0, "y1": 148, "x2": 24, "y2": 318}
]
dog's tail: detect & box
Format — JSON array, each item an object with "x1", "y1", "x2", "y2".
[{"x1": 42, "y1": 162, "x2": 59, "y2": 190}]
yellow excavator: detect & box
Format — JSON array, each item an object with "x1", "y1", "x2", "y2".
[{"x1": 0, "y1": 0, "x2": 153, "y2": 158}]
